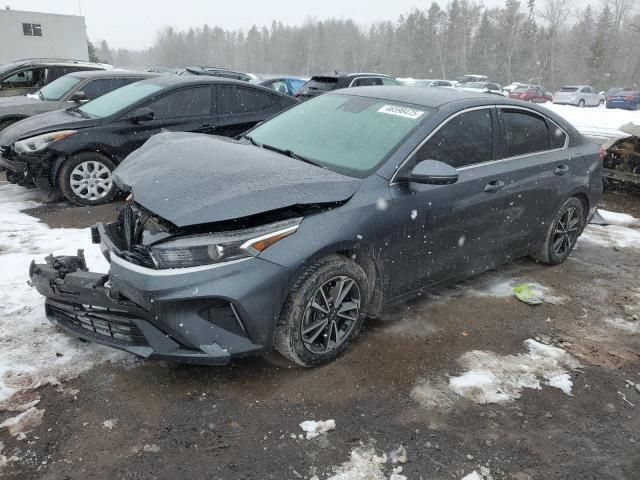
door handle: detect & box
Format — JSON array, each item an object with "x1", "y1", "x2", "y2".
[
  {"x1": 484, "y1": 180, "x2": 505, "y2": 194},
  {"x1": 554, "y1": 164, "x2": 570, "y2": 176}
]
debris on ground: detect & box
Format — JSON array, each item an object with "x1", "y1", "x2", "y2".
[
  {"x1": 299, "y1": 419, "x2": 336, "y2": 440},
  {"x1": 513, "y1": 284, "x2": 544, "y2": 305},
  {"x1": 102, "y1": 419, "x2": 118, "y2": 429},
  {"x1": 389, "y1": 445, "x2": 407, "y2": 464},
  {"x1": 142, "y1": 444, "x2": 161, "y2": 453},
  {"x1": 617, "y1": 391, "x2": 635, "y2": 407}
]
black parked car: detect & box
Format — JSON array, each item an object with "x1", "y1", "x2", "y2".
[
  {"x1": 0, "y1": 76, "x2": 297, "y2": 205},
  {"x1": 295, "y1": 73, "x2": 401, "y2": 101},
  {"x1": 30, "y1": 87, "x2": 601, "y2": 367},
  {"x1": 0, "y1": 70, "x2": 157, "y2": 131},
  {"x1": 0, "y1": 58, "x2": 107, "y2": 97}
]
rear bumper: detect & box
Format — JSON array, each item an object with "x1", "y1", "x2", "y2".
[
  {"x1": 30, "y1": 231, "x2": 292, "y2": 364},
  {"x1": 606, "y1": 102, "x2": 638, "y2": 110}
]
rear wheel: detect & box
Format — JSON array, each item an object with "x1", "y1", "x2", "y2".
[
  {"x1": 578, "y1": 99, "x2": 585, "y2": 108},
  {"x1": 0, "y1": 117, "x2": 22, "y2": 131},
  {"x1": 273, "y1": 255, "x2": 369, "y2": 367},
  {"x1": 58, "y1": 152, "x2": 117, "y2": 206},
  {"x1": 598, "y1": 99, "x2": 605, "y2": 106},
  {"x1": 532, "y1": 197, "x2": 585, "y2": 265}
]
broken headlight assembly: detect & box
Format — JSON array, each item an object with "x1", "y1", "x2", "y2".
[
  {"x1": 14, "y1": 130, "x2": 77, "y2": 154},
  {"x1": 149, "y1": 218, "x2": 302, "y2": 269}
]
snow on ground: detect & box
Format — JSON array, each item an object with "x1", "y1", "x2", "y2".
[
  {"x1": 605, "y1": 317, "x2": 640, "y2": 334},
  {"x1": 0, "y1": 184, "x2": 129, "y2": 438},
  {"x1": 542, "y1": 103, "x2": 640, "y2": 140},
  {"x1": 598, "y1": 209, "x2": 639, "y2": 226},
  {"x1": 299, "y1": 419, "x2": 336, "y2": 440},
  {"x1": 412, "y1": 339, "x2": 580, "y2": 407},
  {"x1": 580, "y1": 224, "x2": 640, "y2": 249},
  {"x1": 320, "y1": 445, "x2": 407, "y2": 480}
]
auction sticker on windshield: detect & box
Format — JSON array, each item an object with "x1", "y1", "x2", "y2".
[{"x1": 378, "y1": 104, "x2": 424, "y2": 120}]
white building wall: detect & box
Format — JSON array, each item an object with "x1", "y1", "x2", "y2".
[{"x1": 0, "y1": 9, "x2": 88, "y2": 64}]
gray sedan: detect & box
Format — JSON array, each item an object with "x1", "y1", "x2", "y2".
[{"x1": 0, "y1": 70, "x2": 157, "y2": 131}]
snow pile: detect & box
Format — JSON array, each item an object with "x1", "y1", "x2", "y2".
[
  {"x1": 580, "y1": 224, "x2": 640, "y2": 249},
  {"x1": 606, "y1": 317, "x2": 640, "y2": 333},
  {"x1": 542, "y1": 103, "x2": 640, "y2": 139},
  {"x1": 598, "y1": 209, "x2": 639, "y2": 227},
  {"x1": 412, "y1": 340, "x2": 580, "y2": 407},
  {"x1": 0, "y1": 184, "x2": 129, "y2": 434},
  {"x1": 323, "y1": 446, "x2": 407, "y2": 480},
  {"x1": 299, "y1": 419, "x2": 336, "y2": 440},
  {"x1": 448, "y1": 339, "x2": 580, "y2": 403}
]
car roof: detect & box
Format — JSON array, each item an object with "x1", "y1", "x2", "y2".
[
  {"x1": 136, "y1": 74, "x2": 288, "y2": 94},
  {"x1": 311, "y1": 73, "x2": 394, "y2": 80},
  {"x1": 333, "y1": 85, "x2": 532, "y2": 108},
  {"x1": 13, "y1": 58, "x2": 106, "y2": 68},
  {"x1": 69, "y1": 69, "x2": 158, "y2": 79}
]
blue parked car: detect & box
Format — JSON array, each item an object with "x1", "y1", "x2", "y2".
[
  {"x1": 606, "y1": 87, "x2": 640, "y2": 110},
  {"x1": 255, "y1": 76, "x2": 307, "y2": 97}
]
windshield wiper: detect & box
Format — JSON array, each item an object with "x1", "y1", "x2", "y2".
[
  {"x1": 260, "y1": 143, "x2": 324, "y2": 168},
  {"x1": 243, "y1": 134, "x2": 260, "y2": 147}
]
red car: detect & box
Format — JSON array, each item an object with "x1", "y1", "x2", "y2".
[{"x1": 508, "y1": 85, "x2": 553, "y2": 103}]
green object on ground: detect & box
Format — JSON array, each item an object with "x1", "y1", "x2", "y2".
[{"x1": 513, "y1": 283, "x2": 544, "y2": 305}]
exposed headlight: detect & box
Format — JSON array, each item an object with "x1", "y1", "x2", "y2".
[
  {"x1": 149, "y1": 217, "x2": 302, "y2": 269},
  {"x1": 14, "y1": 130, "x2": 77, "y2": 154}
]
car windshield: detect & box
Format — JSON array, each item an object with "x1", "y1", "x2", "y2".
[
  {"x1": 465, "y1": 82, "x2": 486, "y2": 89},
  {"x1": 37, "y1": 75, "x2": 82, "y2": 101},
  {"x1": 248, "y1": 93, "x2": 433, "y2": 178},
  {"x1": 560, "y1": 87, "x2": 578, "y2": 92},
  {"x1": 78, "y1": 82, "x2": 163, "y2": 118}
]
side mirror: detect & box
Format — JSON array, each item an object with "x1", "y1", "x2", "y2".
[
  {"x1": 128, "y1": 107, "x2": 155, "y2": 124},
  {"x1": 69, "y1": 91, "x2": 87, "y2": 103},
  {"x1": 403, "y1": 160, "x2": 459, "y2": 185}
]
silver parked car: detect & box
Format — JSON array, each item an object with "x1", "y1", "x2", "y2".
[{"x1": 553, "y1": 85, "x2": 605, "y2": 107}]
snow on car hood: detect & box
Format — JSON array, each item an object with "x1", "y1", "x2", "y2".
[{"x1": 113, "y1": 132, "x2": 361, "y2": 227}]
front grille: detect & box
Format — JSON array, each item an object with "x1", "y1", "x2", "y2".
[{"x1": 46, "y1": 302, "x2": 149, "y2": 346}]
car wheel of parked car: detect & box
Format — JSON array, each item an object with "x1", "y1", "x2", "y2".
[
  {"x1": 274, "y1": 255, "x2": 368, "y2": 367},
  {"x1": 532, "y1": 197, "x2": 585, "y2": 265},
  {"x1": 0, "y1": 118, "x2": 20, "y2": 131},
  {"x1": 599, "y1": 100, "x2": 605, "y2": 106},
  {"x1": 58, "y1": 152, "x2": 117, "y2": 206},
  {"x1": 578, "y1": 100, "x2": 585, "y2": 108}
]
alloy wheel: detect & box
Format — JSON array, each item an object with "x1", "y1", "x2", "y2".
[
  {"x1": 552, "y1": 207, "x2": 580, "y2": 256},
  {"x1": 69, "y1": 161, "x2": 113, "y2": 201},
  {"x1": 301, "y1": 275, "x2": 361, "y2": 354}
]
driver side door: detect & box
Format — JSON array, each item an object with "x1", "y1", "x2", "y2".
[{"x1": 387, "y1": 107, "x2": 510, "y2": 298}]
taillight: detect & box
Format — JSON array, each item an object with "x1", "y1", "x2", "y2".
[
  {"x1": 598, "y1": 147, "x2": 606, "y2": 161},
  {"x1": 624, "y1": 95, "x2": 634, "y2": 101}
]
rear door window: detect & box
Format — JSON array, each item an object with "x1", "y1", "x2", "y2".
[
  {"x1": 352, "y1": 77, "x2": 383, "y2": 87},
  {"x1": 217, "y1": 86, "x2": 276, "y2": 115},
  {"x1": 501, "y1": 109, "x2": 550, "y2": 157},
  {"x1": 416, "y1": 108, "x2": 494, "y2": 168},
  {"x1": 146, "y1": 86, "x2": 212, "y2": 120},
  {"x1": 80, "y1": 78, "x2": 141, "y2": 100}
]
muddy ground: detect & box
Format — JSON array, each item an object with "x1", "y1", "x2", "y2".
[{"x1": 1, "y1": 186, "x2": 639, "y2": 480}]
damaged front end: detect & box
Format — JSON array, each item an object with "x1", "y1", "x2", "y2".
[
  {"x1": 28, "y1": 201, "x2": 304, "y2": 364},
  {"x1": 601, "y1": 123, "x2": 640, "y2": 186}
]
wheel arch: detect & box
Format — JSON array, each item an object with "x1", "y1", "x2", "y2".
[{"x1": 51, "y1": 148, "x2": 120, "y2": 188}]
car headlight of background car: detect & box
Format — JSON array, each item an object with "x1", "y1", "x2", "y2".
[
  {"x1": 149, "y1": 217, "x2": 302, "y2": 269},
  {"x1": 14, "y1": 130, "x2": 77, "y2": 155}
]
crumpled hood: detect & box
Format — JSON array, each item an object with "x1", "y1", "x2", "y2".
[
  {"x1": 0, "y1": 108, "x2": 98, "y2": 145},
  {"x1": 113, "y1": 132, "x2": 361, "y2": 227}
]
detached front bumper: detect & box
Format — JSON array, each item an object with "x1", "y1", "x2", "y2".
[{"x1": 30, "y1": 241, "x2": 291, "y2": 364}]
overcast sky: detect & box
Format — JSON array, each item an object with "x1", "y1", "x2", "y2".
[{"x1": 10, "y1": 0, "x2": 506, "y2": 50}]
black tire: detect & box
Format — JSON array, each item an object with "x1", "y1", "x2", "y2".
[
  {"x1": 57, "y1": 152, "x2": 117, "y2": 206},
  {"x1": 531, "y1": 197, "x2": 586, "y2": 265},
  {"x1": 0, "y1": 117, "x2": 21, "y2": 131},
  {"x1": 273, "y1": 255, "x2": 369, "y2": 367},
  {"x1": 598, "y1": 99, "x2": 605, "y2": 107},
  {"x1": 578, "y1": 99, "x2": 585, "y2": 108}
]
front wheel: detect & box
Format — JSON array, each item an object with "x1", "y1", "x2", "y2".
[
  {"x1": 531, "y1": 197, "x2": 585, "y2": 265},
  {"x1": 273, "y1": 255, "x2": 369, "y2": 367},
  {"x1": 578, "y1": 99, "x2": 585, "y2": 108},
  {"x1": 57, "y1": 152, "x2": 117, "y2": 206}
]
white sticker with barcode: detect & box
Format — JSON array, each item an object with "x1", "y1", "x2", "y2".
[{"x1": 378, "y1": 105, "x2": 424, "y2": 119}]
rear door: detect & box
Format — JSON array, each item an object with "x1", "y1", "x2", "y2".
[
  {"x1": 215, "y1": 85, "x2": 289, "y2": 137},
  {"x1": 388, "y1": 107, "x2": 510, "y2": 296},
  {"x1": 109, "y1": 85, "x2": 215, "y2": 159},
  {"x1": 497, "y1": 107, "x2": 570, "y2": 256}
]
